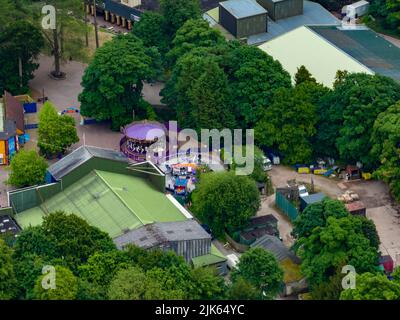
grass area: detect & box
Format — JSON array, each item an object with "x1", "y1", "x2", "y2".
[{"x1": 280, "y1": 258, "x2": 303, "y2": 283}]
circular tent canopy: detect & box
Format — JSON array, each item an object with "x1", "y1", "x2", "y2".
[{"x1": 124, "y1": 121, "x2": 166, "y2": 142}]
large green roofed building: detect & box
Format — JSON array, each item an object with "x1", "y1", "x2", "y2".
[
  {"x1": 7, "y1": 146, "x2": 227, "y2": 272},
  {"x1": 14, "y1": 170, "x2": 188, "y2": 238}
]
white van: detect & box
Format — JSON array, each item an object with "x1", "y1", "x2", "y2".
[
  {"x1": 226, "y1": 254, "x2": 240, "y2": 270},
  {"x1": 262, "y1": 156, "x2": 272, "y2": 171}
]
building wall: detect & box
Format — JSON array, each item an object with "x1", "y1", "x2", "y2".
[
  {"x1": 257, "y1": 0, "x2": 303, "y2": 20},
  {"x1": 275, "y1": 0, "x2": 303, "y2": 20},
  {"x1": 168, "y1": 238, "x2": 211, "y2": 263},
  {"x1": 0, "y1": 140, "x2": 7, "y2": 165},
  {"x1": 237, "y1": 14, "x2": 267, "y2": 38},
  {"x1": 219, "y1": 5, "x2": 238, "y2": 37}
]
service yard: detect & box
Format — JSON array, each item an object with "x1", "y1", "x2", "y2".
[{"x1": 264, "y1": 165, "x2": 400, "y2": 266}]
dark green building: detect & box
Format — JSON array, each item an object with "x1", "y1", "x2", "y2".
[
  {"x1": 219, "y1": 0, "x2": 268, "y2": 38},
  {"x1": 256, "y1": 0, "x2": 303, "y2": 20}
]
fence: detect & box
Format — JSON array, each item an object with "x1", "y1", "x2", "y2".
[{"x1": 276, "y1": 191, "x2": 299, "y2": 221}]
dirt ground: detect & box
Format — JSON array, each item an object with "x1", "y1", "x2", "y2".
[{"x1": 264, "y1": 165, "x2": 400, "y2": 266}]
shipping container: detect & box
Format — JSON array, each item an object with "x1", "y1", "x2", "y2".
[{"x1": 256, "y1": 0, "x2": 303, "y2": 21}]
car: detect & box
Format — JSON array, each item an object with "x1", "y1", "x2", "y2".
[
  {"x1": 298, "y1": 185, "x2": 309, "y2": 198},
  {"x1": 262, "y1": 155, "x2": 272, "y2": 171}
]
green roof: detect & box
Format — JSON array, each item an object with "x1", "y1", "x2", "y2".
[
  {"x1": 15, "y1": 170, "x2": 187, "y2": 238},
  {"x1": 191, "y1": 244, "x2": 227, "y2": 268}
]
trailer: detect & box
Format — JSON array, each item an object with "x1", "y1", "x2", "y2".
[{"x1": 342, "y1": 1, "x2": 369, "y2": 19}]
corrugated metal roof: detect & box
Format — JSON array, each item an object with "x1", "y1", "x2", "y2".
[
  {"x1": 251, "y1": 234, "x2": 301, "y2": 263},
  {"x1": 310, "y1": 25, "x2": 400, "y2": 82},
  {"x1": 301, "y1": 192, "x2": 326, "y2": 205},
  {"x1": 103, "y1": 0, "x2": 142, "y2": 20},
  {"x1": 47, "y1": 145, "x2": 128, "y2": 180},
  {"x1": 220, "y1": 0, "x2": 267, "y2": 19},
  {"x1": 114, "y1": 220, "x2": 211, "y2": 249},
  {"x1": 258, "y1": 25, "x2": 374, "y2": 88}
]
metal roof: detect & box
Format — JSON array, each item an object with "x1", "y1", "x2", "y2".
[
  {"x1": 301, "y1": 192, "x2": 326, "y2": 205},
  {"x1": 219, "y1": 0, "x2": 267, "y2": 19},
  {"x1": 251, "y1": 234, "x2": 301, "y2": 263},
  {"x1": 0, "y1": 215, "x2": 20, "y2": 238},
  {"x1": 47, "y1": 145, "x2": 128, "y2": 180},
  {"x1": 310, "y1": 25, "x2": 400, "y2": 82},
  {"x1": 258, "y1": 25, "x2": 374, "y2": 88},
  {"x1": 114, "y1": 220, "x2": 211, "y2": 249},
  {"x1": 102, "y1": 0, "x2": 142, "y2": 20}
]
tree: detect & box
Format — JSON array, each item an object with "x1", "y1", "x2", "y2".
[
  {"x1": 37, "y1": 0, "x2": 88, "y2": 78},
  {"x1": 160, "y1": 0, "x2": 201, "y2": 37},
  {"x1": 167, "y1": 19, "x2": 225, "y2": 65},
  {"x1": 39, "y1": 212, "x2": 116, "y2": 273},
  {"x1": 340, "y1": 272, "x2": 400, "y2": 300},
  {"x1": 78, "y1": 250, "x2": 131, "y2": 285},
  {"x1": 255, "y1": 83, "x2": 318, "y2": 164},
  {"x1": 0, "y1": 20, "x2": 44, "y2": 94},
  {"x1": 189, "y1": 267, "x2": 226, "y2": 300},
  {"x1": 310, "y1": 269, "x2": 344, "y2": 300},
  {"x1": 315, "y1": 73, "x2": 400, "y2": 166},
  {"x1": 7, "y1": 150, "x2": 48, "y2": 187},
  {"x1": 33, "y1": 265, "x2": 78, "y2": 300},
  {"x1": 187, "y1": 61, "x2": 236, "y2": 132},
  {"x1": 228, "y1": 277, "x2": 261, "y2": 300},
  {"x1": 296, "y1": 216, "x2": 379, "y2": 287},
  {"x1": 226, "y1": 43, "x2": 292, "y2": 128},
  {"x1": 191, "y1": 171, "x2": 260, "y2": 237},
  {"x1": 295, "y1": 65, "x2": 316, "y2": 86},
  {"x1": 292, "y1": 199, "x2": 349, "y2": 240},
  {"x1": 0, "y1": 239, "x2": 17, "y2": 299},
  {"x1": 108, "y1": 266, "x2": 168, "y2": 300},
  {"x1": 231, "y1": 248, "x2": 284, "y2": 300},
  {"x1": 370, "y1": 102, "x2": 400, "y2": 201},
  {"x1": 79, "y1": 34, "x2": 157, "y2": 130},
  {"x1": 38, "y1": 102, "x2": 79, "y2": 157}
]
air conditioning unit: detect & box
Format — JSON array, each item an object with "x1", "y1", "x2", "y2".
[{"x1": 120, "y1": 0, "x2": 141, "y2": 8}]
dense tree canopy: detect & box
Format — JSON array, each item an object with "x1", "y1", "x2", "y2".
[
  {"x1": 295, "y1": 65, "x2": 316, "y2": 86},
  {"x1": 79, "y1": 34, "x2": 159, "y2": 130},
  {"x1": 370, "y1": 102, "x2": 400, "y2": 201},
  {"x1": 340, "y1": 272, "x2": 400, "y2": 300},
  {"x1": 296, "y1": 216, "x2": 379, "y2": 286},
  {"x1": 191, "y1": 171, "x2": 260, "y2": 236},
  {"x1": 160, "y1": 0, "x2": 201, "y2": 37},
  {"x1": 315, "y1": 73, "x2": 400, "y2": 167},
  {"x1": 0, "y1": 20, "x2": 43, "y2": 94},
  {"x1": 33, "y1": 265, "x2": 78, "y2": 300},
  {"x1": 0, "y1": 239, "x2": 17, "y2": 299},
  {"x1": 7, "y1": 150, "x2": 48, "y2": 188},
  {"x1": 38, "y1": 102, "x2": 79, "y2": 157},
  {"x1": 369, "y1": 0, "x2": 400, "y2": 35},
  {"x1": 255, "y1": 83, "x2": 318, "y2": 164},
  {"x1": 231, "y1": 248, "x2": 284, "y2": 300}
]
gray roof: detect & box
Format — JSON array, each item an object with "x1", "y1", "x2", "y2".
[
  {"x1": 220, "y1": 0, "x2": 267, "y2": 19},
  {"x1": 114, "y1": 220, "x2": 211, "y2": 249},
  {"x1": 251, "y1": 234, "x2": 301, "y2": 263},
  {"x1": 256, "y1": 0, "x2": 340, "y2": 43},
  {"x1": 301, "y1": 192, "x2": 326, "y2": 205},
  {"x1": 47, "y1": 145, "x2": 128, "y2": 180},
  {"x1": 0, "y1": 215, "x2": 20, "y2": 238}
]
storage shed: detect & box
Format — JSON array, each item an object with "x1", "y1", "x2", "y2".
[
  {"x1": 345, "y1": 201, "x2": 366, "y2": 217},
  {"x1": 256, "y1": 0, "x2": 303, "y2": 21},
  {"x1": 219, "y1": 0, "x2": 268, "y2": 38},
  {"x1": 300, "y1": 192, "x2": 326, "y2": 211}
]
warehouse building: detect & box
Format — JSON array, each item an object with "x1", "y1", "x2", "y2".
[
  {"x1": 219, "y1": 0, "x2": 268, "y2": 38},
  {"x1": 258, "y1": 26, "x2": 374, "y2": 87},
  {"x1": 7, "y1": 146, "x2": 226, "y2": 270},
  {"x1": 256, "y1": 0, "x2": 303, "y2": 20}
]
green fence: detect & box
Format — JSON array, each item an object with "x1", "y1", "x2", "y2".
[{"x1": 275, "y1": 191, "x2": 299, "y2": 221}]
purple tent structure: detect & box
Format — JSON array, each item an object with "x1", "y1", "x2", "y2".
[{"x1": 120, "y1": 121, "x2": 167, "y2": 162}]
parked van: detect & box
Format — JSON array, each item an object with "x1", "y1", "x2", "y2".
[
  {"x1": 262, "y1": 156, "x2": 272, "y2": 171},
  {"x1": 226, "y1": 254, "x2": 240, "y2": 270}
]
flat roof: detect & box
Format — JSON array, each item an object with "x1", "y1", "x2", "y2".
[
  {"x1": 219, "y1": 0, "x2": 267, "y2": 19},
  {"x1": 310, "y1": 25, "x2": 400, "y2": 82},
  {"x1": 15, "y1": 170, "x2": 188, "y2": 238},
  {"x1": 258, "y1": 26, "x2": 373, "y2": 87}
]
